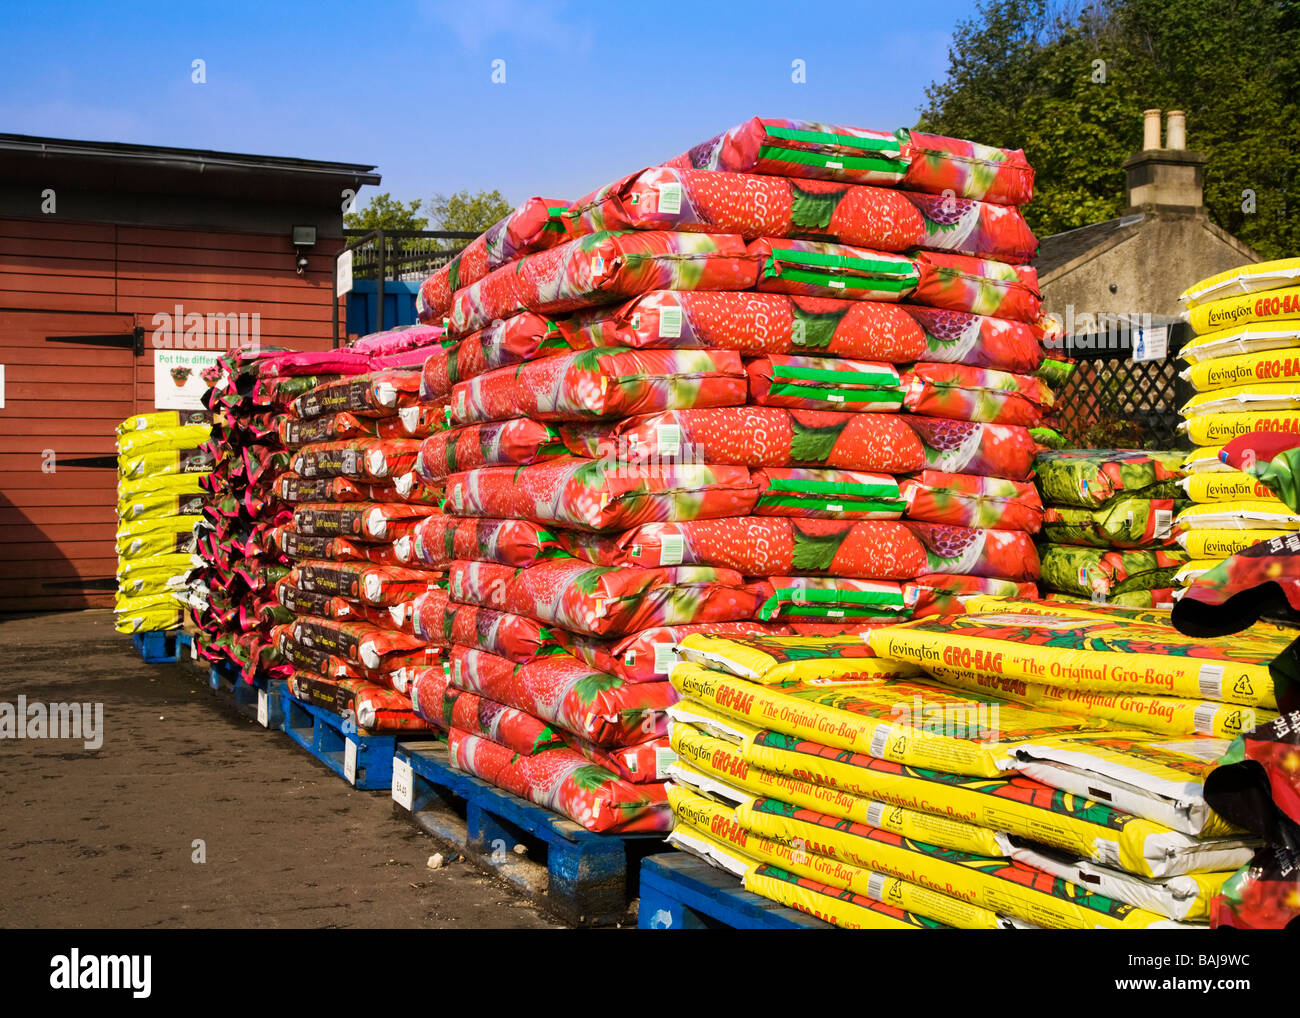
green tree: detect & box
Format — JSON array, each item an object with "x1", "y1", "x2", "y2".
[
  {"x1": 343, "y1": 192, "x2": 428, "y2": 232},
  {"x1": 427, "y1": 189, "x2": 513, "y2": 234},
  {"x1": 919, "y1": 0, "x2": 1299, "y2": 258}
]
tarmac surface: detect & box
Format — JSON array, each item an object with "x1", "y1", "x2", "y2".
[{"x1": 0, "y1": 610, "x2": 561, "y2": 929}]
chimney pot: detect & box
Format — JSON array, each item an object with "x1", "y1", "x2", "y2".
[
  {"x1": 1143, "y1": 108, "x2": 1162, "y2": 150},
  {"x1": 1166, "y1": 110, "x2": 1186, "y2": 150}
]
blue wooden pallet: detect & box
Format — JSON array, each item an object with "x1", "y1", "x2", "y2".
[
  {"x1": 132, "y1": 629, "x2": 192, "y2": 663},
  {"x1": 639, "y1": 853, "x2": 831, "y2": 930},
  {"x1": 205, "y1": 660, "x2": 284, "y2": 729},
  {"x1": 281, "y1": 694, "x2": 435, "y2": 791},
  {"x1": 393, "y1": 741, "x2": 671, "y2": 926}
]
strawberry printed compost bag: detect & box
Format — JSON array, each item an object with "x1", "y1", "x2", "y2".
[
  {"x1": 448, "y1": 558, "x2": 766, "y2": 637},
  {"x1": 445, "y1": 457, "x2": 759, "y2": 532},
  {"x1": 758, "y1": 577, "x2": 909, "y2": 621},
  {"x1": 561, "y1": 291, "x2": 930, "y2": 362},
  {"x1": 290, "y1": 439, "x2": 423, "y2": 481},
  {"x1": 747, "y1": 355, "x2": 904, "y2": 411},
  {"x1": 398, "y1": 515, "x2": 566, "y2": 570},
  {"x1": 752, "y1": 467, "x2": 907, "y2": 519},
  {"x1": 554, "y1": 517, "x2": 1037, "y2": 581},
  {"x1": 597, "y1": 408, "x2": 1039, "y2": 480},
  {"x1": 564, "y1": 167, "x2": 1037, "y2": 263},
  {"x1": 442, "y1": 686, "x2": 565, "y2": 756},
  {"x1": 448, "y1": 230, "x2": 759, "y2": 336},
  {"x1": 751, "y1": 238, "x2": 919, "y2": 301},
  {"x1": 447, "y1": 728, "x2": 670, "y2": 834},
  {"x1": 439, "y1": 603, "x2": 561, "y2": 663},
  {"x1": 910, "y1": 251, "x2": 1041, "y2": 324},
  {"x1": 416, "y1": 418, "x2": 563, "y2": 482},
  {"x1": 903, "y1": 305, "x2": 1045, "y2": 374},
  {"x1": 419, "y1": 312, "x2": 569, "y2": 398},
  {"x1": 554, "y1": 621, "x2": 788, "y2": 684},
  {"x1": 417, "y1": 197, "x2": 570, "y2": 320},
  {"x1": 449, "y1": 347, "x2": 747, "y2": 424},
  {"x1": 450, "y1": 646, "x2": 678, "y2": 747},
  {"x1": 900, "y1": 470, "x2": 1043, "y2": 532},
  {"x1": 901, "y1": 362, "x2": 1053, "y2": 427}
]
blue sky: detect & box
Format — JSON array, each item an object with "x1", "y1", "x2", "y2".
[{"x1": 0, "y1": 0, "x2": 980, "y2": 213}]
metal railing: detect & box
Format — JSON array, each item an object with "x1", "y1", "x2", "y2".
[
  {"x1": 1050, "y1": 319, "x2": 1194, "y2": 450},
  {"x1": 333, "y1": 228, "x2": 476, "y2": 343}
]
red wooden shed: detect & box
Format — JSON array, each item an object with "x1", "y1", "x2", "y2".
[{"x1": 0, "y1": 134, "x2": 380, "y2": 612}]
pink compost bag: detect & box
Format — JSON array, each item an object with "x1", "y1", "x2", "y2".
[
  {"x1": 902, "y1": 305, "x2": 1045, "y2": 374},
  {"x1": 397, "y1": 515, "x2": 567, "y2": 570},
  {"x1": 553, "y1": 621, "x2": 790, "y2": 684},
  {"x1": 351, "y1": 323, "x2": 447, "y2": 356},
  {"x1": 910, "y1": 251, "x2": 1041, "y2": 323},
  {"x1": 900, "y1": 362, "x2": 1054, "y2": 426},
  {"x1": 442, "y1": 686, "x2": 565, "y2": 756},
  {"x1": 900, "y1": 469, "x2": 1044, "y2": 532}
]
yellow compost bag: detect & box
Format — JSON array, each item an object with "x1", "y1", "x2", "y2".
[
  {"x1": 670, "y1": 722, "x2": 1005, "y2": 856},
  {"x1": 1181, "y1": 470, "x2": 1279, "y2": 503},
  {"x1": 743, "y1": 863, "x2": 956, "y2": 930},
  {"x1": 1182, "y1": 445, "x2": 1229, "y2": 473},
  {"x1": 113, "y1": 608, "x2": 182, "y2": 634},
  {"x1": 1179, "y1": 528, "x2": 1294, "y2": 558},
  {"x1": 1173, "y1": 559, "x2": 1226, "y2": 585},
  {"x1": 670, "y1": 661, "x2": 1099, "y2": 778},
  {"x1": 116, "y1": 423, "x2": 212, "y2": 459},
  {"x1": 668, "y1": 701, "x2": 762, "y2": 743},
  {"x1": 936, "y1": 669, "x2": 1278, "y2": 740},
  {"x1": 677, "y1": 633, "x2": 920, "y2": 687},
  {"x1": 1181, "y1": 324, "x2": 1300, "y2": 364},
  {"x1": 118, "y1": 446, "x2": 215, "y2": 480},
  {"x1": 1002, "y1": 840, "x2": 1231, "y2": 922},
  {"x1": 117, "y1": 471, "x2": 209, "y2": 502},
  {"x1": 117, "y1": 410, "x2": 211, "y2": 434},
  {"x1": 672, "y1": 789, "x2": 988, "y2": 929},
  {"x1": 668, "y1": 784, "x2": 758, "y2": 879},
  {"x1": 1176, "y1": 500, "x2": 1300, "y2": 530},
  {"x1": 1182, "y1": 347, "x2": 1300, "y2": 392},
  {"x1": 1181, "y1": 258, "x2": 1300, "y2": 308},
  {"x1": 1182, "y1": 409, "x2": 1300, "y2": 446},
  {"x1": 1187, "y1": 285, "x2": 1300, "y2": 335},
  {"x1": 115, "y1": 517, "x2": 199, "y2": 558},
  {"x1": 116, "y1": 553, "x2": 194, "y2": 581},
  {"x1": 740, "y1": 727, "x2": 1254, "y2": 879},
  {"x1": 664, "y1": 820, "x2": 757, "y2": 880},
  {"x1": 117, "y1": 489, "x2": 207, "y2": 523},
  {"x1": 1009, "y1": 731, "x2": 1246, "y2": 836},
  {"x1": 735, "y1": 797, "x2": 1192, "y2": 929},
  {"x1": 1181, "y1": 382, "x2": 1300, "y2": 417},
  {"x1": 868, "y1": 612, "x2": 1282, "y2": 709},
  {"x1": 115, "y1": 573, "x2": 178, "y2": 601},
  {"x1": 960, "y1": 595, "x2": 1171, "y2": 627}
]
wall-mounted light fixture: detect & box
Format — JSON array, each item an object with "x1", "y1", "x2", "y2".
[{"x1": 292, "y1": 225, "x2": 317, "y2": 275}]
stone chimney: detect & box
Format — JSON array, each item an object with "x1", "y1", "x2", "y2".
[{"x1": 1124, "y1": 109, "x2": 1207, "y2": 213}]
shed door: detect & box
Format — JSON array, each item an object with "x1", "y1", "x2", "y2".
[{"x1": 0, "y1": 311, "x2": 138, "y2": 611}]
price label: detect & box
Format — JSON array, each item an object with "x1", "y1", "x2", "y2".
[
  {"x1": 257, "y1": 690, "x2": 269, "y2": 728},
  {"x1": 344, "y1": 739, "x2": 358, "y2": 785},
  {"x1": 392, "y1": 756, "x2": 414, "y2": 811}
]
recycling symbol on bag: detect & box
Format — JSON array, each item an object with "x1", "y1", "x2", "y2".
[{"x1": 1233, "y1": 674, "x2": 1255, "y2": 697}]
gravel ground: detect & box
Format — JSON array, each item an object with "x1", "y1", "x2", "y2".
[{"x1": 0, "y1": 610, "x2": 561, "y2": 929}]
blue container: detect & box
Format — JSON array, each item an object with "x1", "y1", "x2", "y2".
[{"x1": 345, "y1": 279, "x2": 421, "y2": 338}]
